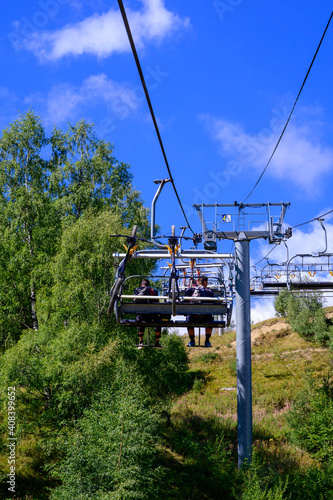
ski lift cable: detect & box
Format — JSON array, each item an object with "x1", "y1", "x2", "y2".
[
  {"x1": 255, "y1": 210, "x2": 333, "y2": 267},
  {"x1": 291, "y1": 209, "x2": 333, "y2": 229},
  {"x1": 243, "y1": 10, "x2": 333, "y2": 203},
  {"x1": 117, "y1": 0, "x2": 195, "y2": 234},
  {"x1": 253, "y1": 244, "x2": 278, "y2": 267}
]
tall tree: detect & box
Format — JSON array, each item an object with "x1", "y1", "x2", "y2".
[
  {"x1": 0, "y1": 111, "x2": 60, "y2": 343},
  {"x1": 0, "y1": 112, "x2": 151, "y2": 350},
  {"x1": 39, "y1": 209, "x2": 154, "y2": 328},
  {"x1": 50, "y1": 120, "x2": 135, "y2": 222}
]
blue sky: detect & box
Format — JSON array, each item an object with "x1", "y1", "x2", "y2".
[{"x1": 1, "y1": 0, "x2": 333, "y2": 319}]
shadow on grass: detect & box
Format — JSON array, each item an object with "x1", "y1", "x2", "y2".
[
  {"x1": 162, "y1": 414, "x2": 237, "y2": 500},
  {"x1": 0, "y1": 472, "x2": 57, "y2": 500},
  {"x1": 161, "y1": 409, "x2": 332, "y2": 500},
  {"x1": 263, "y1": 373, "x2": 288, "y2": 379}
]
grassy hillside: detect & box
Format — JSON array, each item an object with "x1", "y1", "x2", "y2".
[
  {"x1": 174, "y1": 317, "x2": 331, "y2": 450},
  {"x1": 164, "y1": 316, "x2": 333, "y2": 498}
]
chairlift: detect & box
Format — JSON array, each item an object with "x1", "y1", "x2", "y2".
[
  {"x1": 259, "y1": 251, "x2": 333, "y2": 291},
  {"x1": 108, "y1": 225, "x2": 233, "y2": 329}
]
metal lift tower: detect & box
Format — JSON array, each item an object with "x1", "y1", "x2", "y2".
[{"x1": 195, "y1": 202, "x2": 291, "y2": 467}]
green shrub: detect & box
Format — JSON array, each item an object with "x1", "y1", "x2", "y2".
[
  {"x1": 286, "y1": 459, "x2": 333, "y2": 499},
  {"x1": 286, "y1": 376, "x2": 333, "y2": 461},
  {"x1": 192, "y1": 377, "x2": 205, "y2": 392},
  {"x1": 50, "y1": 379, "x2": 167, "y2": 500},
  {"x1": 284, "y1": 292, "x2": 328, "y2": 345},
  {"x1": 274, "y1": 290, "x2": 290, "y2": 317},
  {"x1": 290, "y1": 308, "x2": 316, "y2": 341},
  {"x1": 197, "y1": 352, "x2": 220, "y2": 363},
  {"x1": 313, "y1": 310, "x2": 331, "y2": 346},
  {"x1": 234, "y1": 454, "x2": 288, "y2": 500}
]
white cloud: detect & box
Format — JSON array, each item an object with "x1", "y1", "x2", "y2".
[
  {"x1": 200, "y1": 107, "x2": 333, "y2": 194},
  {"x1": 250, "y1": 216, "x2": 333, "y2": 304},
  {"x1": 25, "y1": 74, "x2": 139, "y2": 125},
  {"x1": 254, "y1": 214, "x2": 333, "y2": 266},
  {"x1": 20, "y1": 0, "x2": 190, "y2": 61},
  {"x1": 251, "y1": 299, "x2": 276, "y2": 324}
]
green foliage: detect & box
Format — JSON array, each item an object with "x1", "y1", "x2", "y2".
[
  {"x1": 118, "y1": 333, "x2": 190, "y2": 402},
  {"x1": 274, "y1": 290, "x2": 332, "y2": 346},
  {"x1": 274, "y1": 290, "x2": 324, "y2": 324},
  {"x1": 0, "y1": 323, "x2": 119, "y2": 431},
  {"x1": 44, "y1": 336, "x2": 188, "y2": 498},
  {"x1": 287, "y1": 292, "x2": 324, "y2": 323},
  {"x1": 274, "y1": 290, "x2": 290, "y2": 318},
  {"x1": 0, "y1": 328, "x2": 189, "y2": 495},
  {"x1": 286, "y1": 376, "x2": 333, "y2": 461},
  {"x1": 50, "y1": 379, "x2": 167, "y2": 500},
  {"x1": 290, "y1": 307, "x2": 317, "y2": 341},
  {"x1": 313, "y1": 310, "x2": 331, "y2": 346},
  {"x1": 0, "y1": 110, "x2": 61, "y2": 342},
  {"x1": 236, "y1": 456, "x2": 288, "y2": 500},
  {"x1": 165, "y1": 415, "x2": 234, "y2": 499},
  {"x1": 0, "y1": 326, "x2": 189, "y2": 434},
  {"x1": 289, "y1": 304, "x2": 332, "y2": 345},
  {"x1": 39, "y1": 210, "x2": 124, "y2": 326},
  {"x1": 286, "y1": 459, "x2": 333, "y2": 500},
  {"x1": 0, "y1": 111, "x2": 152, "y2": 350},
  {"x1": 51, "y1": 120, "x2": 129, "y2": 220}
]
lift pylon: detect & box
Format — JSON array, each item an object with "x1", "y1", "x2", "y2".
[{"x1": 195, "y1": 202, "x2": 291, "y2": 468}]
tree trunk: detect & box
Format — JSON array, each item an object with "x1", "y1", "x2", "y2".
[{"x1": 31, "y1": 283, "x2": 38, "y2": 331}]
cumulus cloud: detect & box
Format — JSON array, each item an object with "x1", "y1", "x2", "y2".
[
  {"x1": 251, "y1": 300, "x2": 276, "y2": 324},
  {"x1": 25, "y1": 74, "x2": 139, "y2": 125},
  {"x1": 200, "y1": 107, "x2": 333, "y2": 194},
  {"x1": 251, "y1": 216, "x2": 333, "y2": 299},
  {"x1": 18, "y1": 0, "x2": 189, "y2": 61},
  {"x1": 254, "y1": 213, "x2": 333, "y2": 265}
]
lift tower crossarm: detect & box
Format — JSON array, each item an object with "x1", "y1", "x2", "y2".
[{"x1": 194, "y1": 202, "x2": 291, "y2": 244}]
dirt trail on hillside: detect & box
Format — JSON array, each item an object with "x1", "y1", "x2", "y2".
[{"x1": 230, "y1": 320, "x2": 288, "y2": 347}]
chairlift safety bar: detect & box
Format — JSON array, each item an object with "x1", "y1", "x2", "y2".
[
  {"x1": 112, "y1": 251, "x2": 234, "y2": 259},
  {"x1": 120, "y1": 294, "x2": 233, "y2": 302}
]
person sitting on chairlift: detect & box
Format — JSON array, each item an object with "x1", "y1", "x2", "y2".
[
  {"x1": 134, "y1": 278, "x2": 162, "y2": 348},
  {"x1": 185, "y1": 276, "x2": 214, "y2": 347}
]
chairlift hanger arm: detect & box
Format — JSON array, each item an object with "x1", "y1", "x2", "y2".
[
  {"x1": 317, "y1": 218, "x2": 328, "y2": 254},
  {"x1": 193, "y1": 202, "x2": 291, "y2": 208}
]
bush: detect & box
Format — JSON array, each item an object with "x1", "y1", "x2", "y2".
[
  {"x1": 274, "y1": 290, "x2": 290, "y2": 317},
  {"x1": 287, "y1": 459, "x2": 333, "y2": 499},
  {"x1": 286, "y1": 376, "x2": 333, "y2": 461},
  {"x1": 313, "y1": 310, "x2": 331, "y2": 346},
  {"x1": 276, "y1": 291, "x2": 330, "y2": 345},
  {"x1": 290, "y1": 308, "x2": 316, "y2": 341},
  {"x1": 50, "y1": 379, "x2": 167, "y2": 500},
  {"x1": 234, "y1": 454, "x2": 288, "y2": 500}
]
